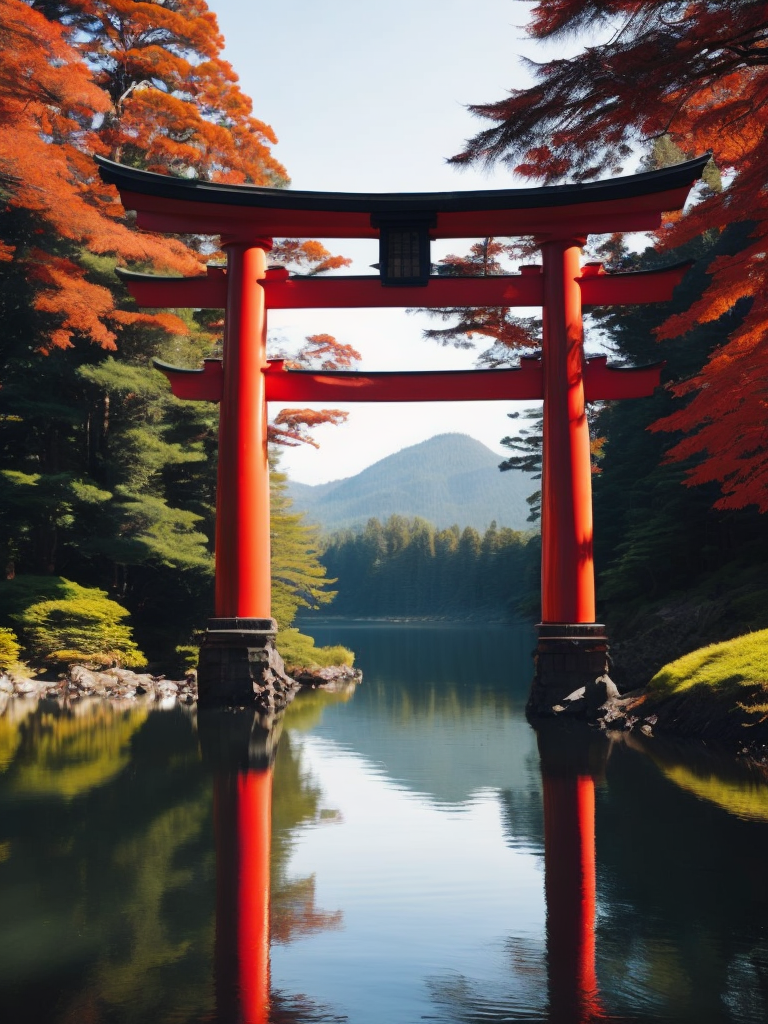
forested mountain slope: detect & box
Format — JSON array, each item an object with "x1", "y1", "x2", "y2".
[{"x1": 287, "y1": 434, "x2": 536, "y2": 533}]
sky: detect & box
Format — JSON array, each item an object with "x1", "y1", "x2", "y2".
[{"x1": 206, "y1": 1, "x2": 551, "y2": 484}]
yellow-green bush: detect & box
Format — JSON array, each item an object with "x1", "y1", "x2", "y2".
[
  {"x1": 174, "y1": 645, "x2": 199, "y2": 672},
  {"x1": 276, "y1": 627, "x2": 354, "y2": 669},
  {"x1": 0, "y1": 627, "x2": 21, "y2": 670},
  {"x1": 15, "y1": 581, "x2": 146, "y2": 668}
]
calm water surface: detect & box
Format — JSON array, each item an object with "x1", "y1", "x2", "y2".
[{"x1": 2, "y1": 621, "x2": 768, "y2": 1023}]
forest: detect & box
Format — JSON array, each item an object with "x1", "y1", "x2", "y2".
[
  {"x1": 318, "y1": 516, "x2": 540, "y2": 620},
  {"x1": 0, "y1": 0, "x2": 352, "y2": 673},
  {"x1": 2, "y1": 0, "x2": 768, "y2": 682}
]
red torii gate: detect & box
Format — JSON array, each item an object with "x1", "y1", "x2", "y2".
[{"x1": 97, "y1": 155, "x2": 706, "y2": 706}]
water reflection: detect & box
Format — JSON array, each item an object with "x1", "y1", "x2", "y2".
[
  {"x1": 0, "y1": 698, "x2": 213, "y2": 1024},
  {"x1": 423, "y1": 721, "x2": 608, "y2": 1024},
  {"x1": 594, "y1": 733, "x2": 768, "y2": 1023},
  {"x1": 199, "y1": 708, "x2": 347, "y2": 1023},
  {"x1": 538, "y1": 723, "x2": 605, "y2": 1023},
  {"x1": 5, "y1": 625, "x2": 768, "y2": 1022},
  {"x1": 0, "y1": 696, "x2": 353, "y2": 1023},
  {"x1": 199, "y1": 712, "x2": 273, "y2": 1024}
]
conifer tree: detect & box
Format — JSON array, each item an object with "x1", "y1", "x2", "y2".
[
  {"x1": 500, "y1": 409, "x2": 543, "y2": 523},
  {"x1": 319, "y1": 516, "x2": 537, "y2": 619},
  {"x1": 270, "y1": 456, "x2": 336, "y2": 631}
]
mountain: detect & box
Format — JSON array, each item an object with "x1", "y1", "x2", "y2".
[{"x1": 286, "y1": 433, "x2": 537, "y2": 533}]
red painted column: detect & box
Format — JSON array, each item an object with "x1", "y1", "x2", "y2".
[
  {"x1": 215, "y1": 240, "x2": 273, "y2": 619},
  {"x1": 540, "y1": 239, "x2": 595, "y2": 623},
  {"x1": 214, "y1": 767, "x2": 273, "y2": 1024},
  {"x1": 542, "y1": 774, "x2": 601, "y2": 1022}
]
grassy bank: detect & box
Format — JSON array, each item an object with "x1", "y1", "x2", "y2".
[{"x1": 644, "y1": 629, "x2": 768, "y2": 751}]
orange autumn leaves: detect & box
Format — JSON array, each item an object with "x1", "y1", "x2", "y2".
[
  {"x1": 270, "y1": 334, "x2": 363, "y2": 447},
  {"x1": 2, "y1": 0, "x2": 353, "y2": 447},
  {"x1": 0, "y1": 0, "x2": 341, "y2": 351},
  {"x1": 73, "y1": 0, "x2": 287, "y2": 183},
  {"x1": 0, "y1": 0, "x2": 203, "y2": 349}
]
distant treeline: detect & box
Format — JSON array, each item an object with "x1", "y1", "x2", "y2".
[{"x1": 319, "y1": 516, "x2": 540, "y2": 619}]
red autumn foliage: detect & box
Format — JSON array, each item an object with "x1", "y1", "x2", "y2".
[
  {"x1": 37, "y1": 0, "x2": 288, "y2": 184},
  {"x1": 269, "y1": 408, "x2": 348, "y2": 449},
  {"x1": 417, "y1": 237, "x2": 540, "y2": 364},
  {"x1": 0, "y1": 0, "x2": 205, "y2": 350},
  {"x1": 292, "y1": 334, "x2": 362, "y2": 371},
  {"x1": 266, "y1": 333, "x2": 361, "y2": 445},
  {"x1": 271, "y1": 238, "x2": 351, "y2": 277},
  {"x1": 451, "y1": 0, "x2": 768, "y2": 511}
]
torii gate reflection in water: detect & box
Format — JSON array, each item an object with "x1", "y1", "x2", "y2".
[
  {"x1": 98, "y1": 156, "x2": 707, "y2": 708},
  {"x1": 199, "y1": 711, "x2": 608, "y2": 1024}
]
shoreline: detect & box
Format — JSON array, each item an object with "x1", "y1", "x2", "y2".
[
  {"x1": 0, "y1": 660, "x2": 362, "y2": 711},
  {"x1": 551, "y1": 680, "x2": 768, "y2": 770},
  {"x1": 298, "y1": 614, "x2": 525, "y2": 627}
]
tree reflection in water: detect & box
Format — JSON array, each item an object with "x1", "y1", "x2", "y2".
[
  {"x1": 427, "y1": 717, "x2": 768, "y2": 1024},
  {"x1": 7, "y1": 662, "x2": 768, "y2": 1022},
  {"x1": 595, "y1": 732, "x2": 768, "y2": 1022},
  {"x1": 0, "y1": 694, "x2": 350, "y2": 1024},
  {"x1": 425, "y1": 721, "x2": 608, "y2": 1024}
]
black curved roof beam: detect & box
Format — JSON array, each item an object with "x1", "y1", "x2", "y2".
[{"x1": 96, "y1": 155, "x2": 709, "y2": 240}]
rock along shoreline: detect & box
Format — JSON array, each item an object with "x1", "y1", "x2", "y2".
[
  {"x1": 548, "y1": 674, "x2": 768, "y2": 768},
  {"x1": 0, "y1": 662, "x2": 362, "y2": 714}
]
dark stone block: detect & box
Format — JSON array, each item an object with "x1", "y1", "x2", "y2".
[
  {"x1": 527, "y1": 623, "x2": 610, "y2": 718},
  {"x1": 197, "y1": 618, "x2": 299, "y2": 711}
]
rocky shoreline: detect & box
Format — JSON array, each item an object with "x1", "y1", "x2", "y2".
[
  {"x1": 7, "y1": 658, "x2": 765, "y2": 768},
  {"x1": 0, "y1": 662, "x2": 362, "y2": 713},
  {"x1": 548, "y1": 674, "x2": 768, "y2": 766}
]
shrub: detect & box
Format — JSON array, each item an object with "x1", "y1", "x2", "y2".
[
  {"x1": 650, "y1": 629, "x2": 768, "y2": 697},
  {"x1": 174, "y1": 645, "x2": 200, "y2": 672},
  {"x1": 15, "y1": 581, "x2": 146, "y2": 668},
  {"x1": 276, "y1": 627, "x2": 354, "y2": 669},
  {"x1": 0, "y1": 628, "x2": 21, "y2": 670}
]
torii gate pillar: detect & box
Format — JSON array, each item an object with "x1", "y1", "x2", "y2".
[
  {"x1": 530, "y1": 239, "x2": 609, "y2": 715},
  {"x1": 197, "y1": 239, "x2": 294, "y2": 708},
  {"x1": 541, "y1": 238, "x2": 595, "y2": 625},
  {"x1": 215, "y1": 240, "x2": 272, "y2": 620}
]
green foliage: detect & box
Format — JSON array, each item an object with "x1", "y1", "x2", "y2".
[
  {"x1": 0, "y1": 313, "x2": 219, "y2": 664},
  {"x1": 320, "y1": 514, "x2": 538, "y2": 619},
  {"x1": 13, "y1": 579, "x2": 146, "y2": 668},
  {"x1": 0, "y1": 627, "x2": 21, "y2": 670},
  {"x1": 276, "y1": 627, "x2": 354, "y2": 669},
  {"x1": 650, "y1": 630, "x2": 768, "y2": 701},
  {"x1": 174, "y1": 645, "x2": 199, "y2": 672},
  {"x1": 270, "y1": 460, "x2": 337, "y2": 629},
  {"x1": 0, "y1": 574, "x2": 84, "y2": 620}
]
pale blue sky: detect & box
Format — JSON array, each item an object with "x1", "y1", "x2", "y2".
[{"x1": 207, "y1": 1, "x2": 546, "y2": 483}]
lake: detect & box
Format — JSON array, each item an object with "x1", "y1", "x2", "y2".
[{"x1": 2, "y1": 620, "x2": 768, "y2": 1022}]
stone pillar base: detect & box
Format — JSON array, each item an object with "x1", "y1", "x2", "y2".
[
  {"x1": 197, "y1": 617, "x2": 299, "y2": 712},
  {"x1": 527, "y1": 623, "x2": 609, "y2": 718}
]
